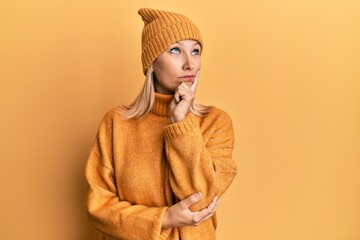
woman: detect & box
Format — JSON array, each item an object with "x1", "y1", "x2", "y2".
[{"x1": 85, "y1": 7, "x2": 237, "y2": 240}]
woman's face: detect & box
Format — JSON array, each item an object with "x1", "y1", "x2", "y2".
[{"x1": 152, "y1": 39, "x2": 201, "y2": 94}]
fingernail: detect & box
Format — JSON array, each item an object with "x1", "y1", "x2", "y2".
[{"x1": 197, "y1": 192, "x2": 202, "y2": 198}]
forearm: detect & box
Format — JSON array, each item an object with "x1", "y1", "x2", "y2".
[
  {"x1": 87, "y1": 198, "x2": 168, "y2": 239},
  {"x1": 86, "y1": 151, "x2": 169, "y2": 239},
  {"x1": 164, "y1": 112, "x2": 237, "y2": 212},
  {"x1": 167, "y1": 145, "x2": 220, "y2": 211}
]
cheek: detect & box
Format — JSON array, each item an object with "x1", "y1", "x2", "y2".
[
  {"x1": 153, "y1": 66, "x2": 177, "y2": 89},
  {"x1": 153, "y1": 56, "x2": 181, "y2": 82},
  {"x1": 159, "y1": 62, "x2": 179, "y2": 79},
  {"x1": 156, "y1": 68, "x2": 174, "y2": 83},
  {"x1": 163, "y1": 59, "x2": 179, "y2": 73},
  {"x1": 195, "y1": 58, "x2": 201, "y2": 68}
]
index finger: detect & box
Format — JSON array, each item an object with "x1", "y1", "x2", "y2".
[{"x1": 190, "y1": 69, "x2": 200, "y2": 93}]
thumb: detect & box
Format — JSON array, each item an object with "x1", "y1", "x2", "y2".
[
  {"x1": 180, "y1": 192, "x2": 202, "y2": 209},
  {"x1": 170, "y1": 98, "x2": 176, "y2": 110}
]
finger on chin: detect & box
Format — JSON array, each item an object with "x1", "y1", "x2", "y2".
[
  {"x1": 190, "y1": 73, "x2": 199, "y2": 92},
  {"x1": 184, "y1": 82, "x2": 192, "y2": 89}
]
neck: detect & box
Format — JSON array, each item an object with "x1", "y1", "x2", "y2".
[{"x1": 150, "y1": 92, "x2": 173, "y2": 116}]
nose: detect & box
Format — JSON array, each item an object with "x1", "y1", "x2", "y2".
[{"x1": 182, "y1": 53, "x2": 194, "y2": 70}]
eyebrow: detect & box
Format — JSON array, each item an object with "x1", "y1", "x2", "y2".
[{"x1": 174, "y1": 41, "x2": 200, "y2": 47}]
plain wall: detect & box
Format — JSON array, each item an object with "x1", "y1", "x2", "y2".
[{"x1": 0, "y1": 0, "x2": 359, "y2": 239}]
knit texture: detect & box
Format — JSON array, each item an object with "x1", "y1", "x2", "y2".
[
  {"x1": 138, "y1": 8, "x2": 203, "y2": 74},
  {"x1": 85, "y1": 92, "x2": 237, "y2": 240}
]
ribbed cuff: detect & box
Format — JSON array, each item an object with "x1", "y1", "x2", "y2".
[
  {"x1": 163, "y1": 114, "x2": 199, "y2": 140},
  {"x1": 150, "y1": 206, "x2": 170, "y2": 240}
]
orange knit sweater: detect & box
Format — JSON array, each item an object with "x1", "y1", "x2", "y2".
[{"x1": 85, "y1": 92, "x2": 237, "y2": 240}]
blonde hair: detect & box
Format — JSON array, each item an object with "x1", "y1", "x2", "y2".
[{"x1": 118, "y1": 64, "x2": 213, "y2": 119}]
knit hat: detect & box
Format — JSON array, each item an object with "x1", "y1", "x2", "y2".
[{"x1": 138, "y1": 8, "x2": 203, "y2": 75}]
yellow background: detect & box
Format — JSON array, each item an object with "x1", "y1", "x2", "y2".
[{"x1": 1, "y1": 0, "x2": 359, "y2": 239}]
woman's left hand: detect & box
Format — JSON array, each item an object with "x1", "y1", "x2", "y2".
[{"x1": 170, "y1": 70, "x2": 199, "y2": 123}]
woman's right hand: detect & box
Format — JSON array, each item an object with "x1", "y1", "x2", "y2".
[{"x1": 161, "y1": 192, "x2": 219, "y2": 229}]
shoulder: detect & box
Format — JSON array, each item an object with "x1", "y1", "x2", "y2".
[
  {"x1": 101, "y1": 106, "x2": 122, "y2": 120},
  {"x1": 97, "y1": 106, "x2": 127, "y2": 131}
]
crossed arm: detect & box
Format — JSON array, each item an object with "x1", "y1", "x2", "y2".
[{"x1": 86, "y1": 72, "x2": 237, "y2": 238}]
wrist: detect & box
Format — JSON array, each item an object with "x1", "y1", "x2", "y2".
[
  {"x1": 171, "y1": 115, "x2": 184, "y2": 123},
  {"x1": 161, "y1": 211, "x2": 171, "y2": 229}
]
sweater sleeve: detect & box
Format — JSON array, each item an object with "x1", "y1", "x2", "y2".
[
  {"x1": 163, "y1": 110, "x2": 237, "y2": 212},
  {"x1": 85, "y1": 111, "x2": 171, "y2": 240}
]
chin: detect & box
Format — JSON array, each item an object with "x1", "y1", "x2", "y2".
[{"x1": 184, "y1": 82, "x2": 193, "y2": 88}]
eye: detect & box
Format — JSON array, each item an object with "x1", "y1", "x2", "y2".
[
  {"x1": 192, "y1": 48, "x2": 201, "y2": 55},
  {"x1": 170, "y1": 47, "x2": 180, "y2": 54}
]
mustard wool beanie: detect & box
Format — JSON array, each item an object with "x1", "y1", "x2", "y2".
[{"x1": 138, "y1": 8, "x2": 203, "y2": 75}]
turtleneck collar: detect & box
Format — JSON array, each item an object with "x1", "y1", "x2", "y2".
[{"x1": 150, "y1": 92, "x2": 174, "y2": 116}]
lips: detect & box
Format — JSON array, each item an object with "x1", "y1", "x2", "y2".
[{"x1": 180, "y1": 75, "x2": 195, "y2": 81}]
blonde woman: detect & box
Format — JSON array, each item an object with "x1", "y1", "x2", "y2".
[{"x1": 85, "y1": 8, "x2": 237, "y2": 240}]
